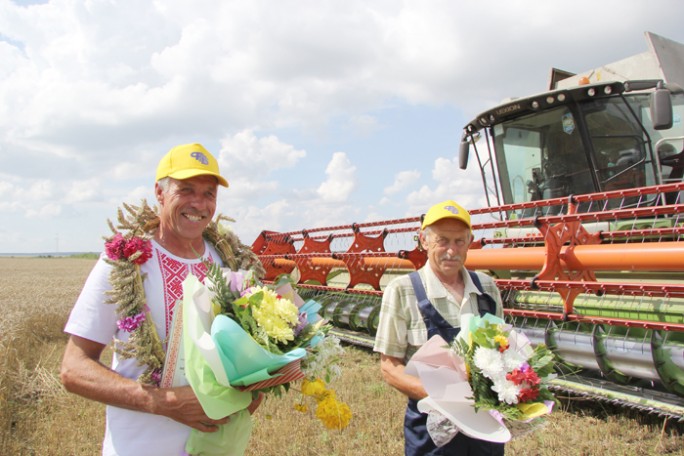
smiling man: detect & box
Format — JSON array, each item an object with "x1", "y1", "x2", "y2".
[
  {"x1": 61, "y1": 143, "x2": 262, "y2": 456},
  {"x1": 373, "y1": 200, "x2": 505, "y2": 455},
  {"x1": 153, "y1": 144, "x2": 227, "y2": 257}
]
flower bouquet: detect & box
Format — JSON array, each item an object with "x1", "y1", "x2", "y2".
[
  {"x1": 405, "y1": 313, "x2": 557, "y2": 445},
  {"x1": 175, "y1": 265, "x2": 349, "y2": 455}
]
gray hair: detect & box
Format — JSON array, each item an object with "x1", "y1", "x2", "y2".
[
  {"x1": 157, "y1": 177, "x2": 172, "y2": 193},
  {"x1": 421, "y1": 226, "x2": 433, "y2": 241}
]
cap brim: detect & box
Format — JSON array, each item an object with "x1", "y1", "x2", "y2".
[
  {"x1": 421, "y1": 214, "x2": 471, "y2": 230},
  {"x1": 168, "y1": 169, "x2": 229, "y2": 187}
]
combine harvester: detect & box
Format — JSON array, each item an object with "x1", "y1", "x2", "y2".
[{"x1": 251, "y1": 32, "x2": 684, "y2": 419}]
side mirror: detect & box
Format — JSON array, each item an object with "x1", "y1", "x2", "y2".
[
  {"x1": 459, "y1": 139, "x2": 470, "y2": 170},
  {"x1": 651, "y1": 85, "x2": 673, "y2": 130}
]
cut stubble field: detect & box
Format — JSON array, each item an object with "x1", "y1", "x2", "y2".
[{"x1": 0, "y1": 257, "x2": 682, "y2": 455}]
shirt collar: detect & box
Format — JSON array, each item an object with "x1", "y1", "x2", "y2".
[{"x1": 422, "y1": 260, "x2": 481, "y2": 298}]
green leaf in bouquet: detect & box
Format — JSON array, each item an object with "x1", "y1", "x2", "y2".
[
  {"x1": 536, "y1": 387, "x2": 558, "y2": 405},
  {"x1": 470, "y1": 321, "x2": 507, "y2": 350},
  {"x1": 452, "y1": 336, "x2": 471, "y2": 358},
  {"x1": 205, "y1": 262, "x2": 243, "y2": 319},
  {"x1": 468, "y1": 367, "x2": 492, "y2": 404},
  {"x1": 528, "y1": 345, "x2": 558, "y2": 378}
]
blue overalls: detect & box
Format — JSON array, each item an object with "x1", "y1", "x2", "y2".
[{"x1": 404, "y1": 271, "x2": 505, "y2": 456}]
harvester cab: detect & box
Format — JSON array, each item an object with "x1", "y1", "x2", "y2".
[{"x1": 459, "y1": 78, "x2": 684, "y2": 218}]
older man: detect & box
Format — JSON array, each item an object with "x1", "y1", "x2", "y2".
[
  {"x1": 61, "y1": 143, "x2": 261, "y2": 456},
  {"x1": 374, "y1": 200, "x2": 505, "y2": 455}
]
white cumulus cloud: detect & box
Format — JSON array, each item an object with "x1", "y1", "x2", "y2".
[
  {"x1": 219, "y1": 129, "x2": 306, "y2": 174},
  {"x1": 317, "y1": 152, "x2": 357, "y2": 203},
  {"x1": 384, "y1": 170, "x2": 421, "y2": 195}
]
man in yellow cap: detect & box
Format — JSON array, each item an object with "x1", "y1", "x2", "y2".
[
  {"x1": 373, "y1": 199, "x2": 505, "y2": 455},
  {"x1": 61, "y1": 143, "x2": 262, "y2": 456}
]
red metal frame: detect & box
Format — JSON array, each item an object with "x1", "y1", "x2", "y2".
[{"x1": 252, "y1": 182, "x2": 684, "y2": 330}]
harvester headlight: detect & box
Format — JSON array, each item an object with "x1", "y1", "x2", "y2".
[
  {"x1": 546, "y1": 96, "x2": 555, "y2": 104},
  {"x1": 557, "y1": 93, "x2": 566, "y2": 102},
  {"x1": 604, "y1": 85, "x2": 613, "y2": 95},
  {"x1": 531, "y1": 100, "x2": 540, "y2": 109},
  {"x1": 587, "y1": 88, "x2": 596, "y2": 96}
]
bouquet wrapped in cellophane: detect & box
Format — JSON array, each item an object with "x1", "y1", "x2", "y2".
[
  {"x1": 169, "y1": 265, "x2": 350, "y2": 455},
  {"x1": 406, "y1": 314, "x2": 557, "y2": 446}
]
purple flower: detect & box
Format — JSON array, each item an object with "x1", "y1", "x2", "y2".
[
  {"x1": 150, "y1": 368, "x2": 162, "y2": 386},
  {"x1": 293, "y1": 312, "x2": 308, "y2": 336},
  {"x1": 228, "y1": 271, "x2": 244, "y2": 293},
  {"x1": 117, "y1": 312, "x2": 146, "y2": 332},
  {"x1": 240, "y1": 286, "x2": 256, "y2": 297}
]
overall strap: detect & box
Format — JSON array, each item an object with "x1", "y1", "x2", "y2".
[
  {"x1": 468, "y1": 270, "x2": 497, "y2": 317},
  {"x1": 408, "y1": 271, "x2": 457, "y2": 341},
  {"x1": 409, "y1": 271, "x2": 429, "y2": 305}
]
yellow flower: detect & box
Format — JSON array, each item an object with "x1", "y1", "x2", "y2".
[
  {"x1": 293, "y1": 403, "x2": 308, "y2": 413},
  {"x1": 517, "y1": 402, "x2": 550, "y2": 420},
  {"x1": 493, "y1": 334, "x2": 509, "y2": 352},
  {"x1": 315, "y1": 396, "x2": 352, "y2": 430},
  {"x1": 211, "y1": 300, "x2": 222, "y2": 319},
  {"x1": 301, "y1": 378, "x2": 328, "y2": 399},
  {"x1": 249, "y1": 287, "x2": 299, "y2": 344}
]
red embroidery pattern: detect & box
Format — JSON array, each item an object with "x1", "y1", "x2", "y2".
[{"x1": 156, "y1": 250, "x2": 212, "y2": 336}]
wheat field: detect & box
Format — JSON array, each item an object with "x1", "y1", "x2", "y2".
[{"x1": 0, "y1": 257, "x2": 682, "y2": 455}]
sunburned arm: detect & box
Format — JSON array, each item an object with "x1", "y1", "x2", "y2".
[
  {"x1": 60, "y1": 334, "x2": 231, "y2": 432},
  {"x1": 380, "y1": 354, "x2": 428, "y2": 401}
]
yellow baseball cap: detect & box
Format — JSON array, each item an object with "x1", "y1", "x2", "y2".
[
  {"x1": 421, "y1": 200, "x2": 471, "y2": 230},
  {"x1": 155, "y1": 143, "x2": 229, "y2": 187}
]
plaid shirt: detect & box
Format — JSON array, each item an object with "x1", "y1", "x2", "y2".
[{"x1": 373, "y1": 262, "x2": 503, "y2": 362}]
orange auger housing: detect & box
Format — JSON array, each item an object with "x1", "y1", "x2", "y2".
[{"x1": 251, "y1": 182, "x2": 684, "y2": 418}]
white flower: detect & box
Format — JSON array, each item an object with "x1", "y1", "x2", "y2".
[
  {"x1": 302, "y1": 335, "x2": 344, "y2": 382},
  {"x1": 473, "y1": 343, "x2": 526, "y2": 405},
  {"x1": 502, "y1": 348, "x2": 525, "y2": 371},
  {"x1": 473, "y1": 346, "x2": 504, "y2": 379},
  {"x1": 492, "y1": 378, "x2": 521, "y2": 405}
]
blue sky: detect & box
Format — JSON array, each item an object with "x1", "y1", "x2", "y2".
[{"x1": 1, "y1": 0, "x2": 684, "y2": 253}]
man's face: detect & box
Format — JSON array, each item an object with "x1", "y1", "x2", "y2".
[
  {"x1": 155, "y1": 175, "x2": 218, "y2": 244},
  {"x1": 420, "y1": 218, "x2": 472, "y2": 281}
]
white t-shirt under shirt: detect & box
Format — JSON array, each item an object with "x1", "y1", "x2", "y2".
[{"x1": 65, "y1": 240, "x2": 221, "y2": 456}]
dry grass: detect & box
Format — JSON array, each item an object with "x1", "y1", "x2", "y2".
[{"x1": 1, "y1": 257, "x2": 682, "y2": 456}]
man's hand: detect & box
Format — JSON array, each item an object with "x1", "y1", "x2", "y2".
[
  {"x1": 380, "y1": 354, "x2": 428, "y2": 400},
  {"x1": 61, "y1": 336, "x2": 230, "y2": 432},
  {"x1": 149, "y1": 385, "x2": 231, "y2": 432},
  {"x1": 247, "y1": 392, "x2": 264, "y2": 415}
]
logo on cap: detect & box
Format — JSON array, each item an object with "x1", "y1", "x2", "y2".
[
  {"x1": 444, "y1": 205, "x2": 460, "y2": 215},
  {"x1": 191, "y1": 151, "x2": 209, "y2": 165}
]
